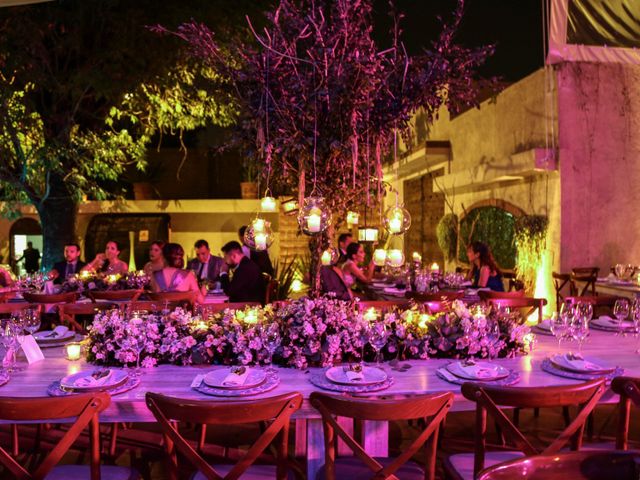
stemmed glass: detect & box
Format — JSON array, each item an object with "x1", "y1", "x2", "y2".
[
  {"x1": 0, "y1": 319, "x2": 22, "y2": 374},
  {"x1": 613, "y1": 299, "x2": 630, "y2": 336},
  {"x1": 263, "y1": 326, "x2": 280, "y2": 374},
  {"x1": 631, "y1": 300, "x2": 640, "y2": 354},
  {"x1": 127, "y1": 327, "x2": 146, "y2": 377},
  {"x1": 367, "y1": 322, "x2": 388, "y2": 367},
  {"x1": 571, "y1": 315, "x2": 590, "y2": 354},
  {"x1": 22, "y1": 309, "x2": 40, "y2": 336},
  {"x1": 550, "y1": 312, "x2": 569, "y2": 349}
]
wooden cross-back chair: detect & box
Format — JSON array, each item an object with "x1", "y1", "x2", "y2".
[
  {"x1": 88, "y1": 289, "x2": 142, "y2": 302},
  {"x1": 357, "y1": 300, "x2": 410, "y2": 313},
  {"x1": 552, "y1": 272, "x2": 574, "y2": 310},
  {"x1": 477, "y1": 450, "x2": 639, "y2": 480},
  {"x1": 477, "y1": 290, "x2": 525, "y2": 301},
  {"x1": 310, "y1": 391, "x2": 454, "y2": 480},
  {"x1": 0, "y1": 392, "x2": 137, "y2": 480},
  {"x1": 58, "y1": 302, "x2": 117, "y2": 333},
  {"x1": 443, "y1": 379, "x2": 605, "y2": 480},
  {"x1": 0, "y1": 303, "x2": 41, "y2": 316},
  {"x1": 483, "y1": 297, "x2": 547, "y2": 324},
  {"x1": 264, "y1": 279, "x2": 279, "y2": 305},
  {"x1": 206, "y1": 302, "x2": 261, "y2": 314},
  {"x1": 571, "y1": 267, "x2": 600, "y2": 296},
  {"x1": 146, "y1": 291, "x2": 197, "y2": 310},
  {"x1": 145, "y1": 392, "x2": 302, "y2": 480},
  {"x1": 611, "y1": 376, "x2": 640, "y2": 450},
  {"x1": 406, "y1": 291, "x2": 464, "y2": 302}
]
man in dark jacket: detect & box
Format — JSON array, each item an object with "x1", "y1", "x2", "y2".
[
  {"x1": 220, "y1": 241, "x2": 265, "y2": 304},
  {"x1": 186, "y1": 239, "x2": 224, "y2": 287},
  {"x1": 50, "y1": 243, "x2": 86, "y2": 284},
  {"x1": 17, "y1": 241, "x2": 40, "y2": 273}
]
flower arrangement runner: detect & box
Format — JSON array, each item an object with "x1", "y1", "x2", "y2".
[{"x1": 87, "y1": 298, "x2": 531, "y2": 369}]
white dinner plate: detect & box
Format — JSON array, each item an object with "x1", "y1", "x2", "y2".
[
  {"x1": 446, "y1": 361, "x2": 509, "y2": 381},
  {"x1": 549, "y1": 354, "x2": 614, "y2": 374},
  {"x1": 203, "y1": 368, "x2": 267, "y2": 390},
  {"x1": 60, "y1": 369, "x2": 128, "y2": 392},
  {"x1": 34, "y1": 330, "x2": 76, "y2": 343},
  {"x1": 325, "y1": 366, "x2": 388, "y2": 386}
]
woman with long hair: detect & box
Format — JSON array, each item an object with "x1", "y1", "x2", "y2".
[
  {"x1": 341, "y1": 242, "x2": 375, "y2": 290},
  {"x1": 143, "y1": 240, "x2": 166, "y2": 276},
  {"x1": 466, "y1": 241, "x2": 504, "y2": 291},
  {"x1": 82, "y1": 240, "x2": 128, "y2": 275},
  {"x1": 150, "y1": 243, "x2": 203, "y2": 303}
]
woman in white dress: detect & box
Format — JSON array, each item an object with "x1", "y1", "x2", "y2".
[{"x1": 341, "y1": 242, "x2": 374, "y2": 293}]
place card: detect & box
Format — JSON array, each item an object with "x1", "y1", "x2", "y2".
[{"x1": 19, "y1": 335, "x2": 45, "y2": 364}]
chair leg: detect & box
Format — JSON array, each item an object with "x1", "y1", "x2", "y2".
[
  {"x1": 563, "y1": 406, "x2": 571, "y2": 427},
  {"x1": 11, "y1": 424, "x2": 19, "y2": 456},
  {"x1": 198, "y1": 424, "x2": 207, "y2": 452},
  {"x1": 109, "y1": 423, "x2": 119, "y2": 457}
]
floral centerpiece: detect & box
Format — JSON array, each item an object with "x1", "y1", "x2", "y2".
[
  {"x1": 86, "y1": 298, "x2": 530, "y2": 369},
  {"x1": 61, "y1": 270, "x2": 149, "y2": 294}
]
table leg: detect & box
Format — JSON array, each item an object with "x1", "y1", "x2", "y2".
[
  {"x1": 362, "y1": 420, "x2": 388, "y2": 457},
  {"x1": 306, "y1": 418, "x2": 325, "y2": 480}
]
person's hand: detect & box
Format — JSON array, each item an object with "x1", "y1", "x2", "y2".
[{"x1": 93, "y1": 253, "x2": 106, "y2": 264}]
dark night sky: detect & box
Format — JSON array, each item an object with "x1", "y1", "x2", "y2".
[{"x1": 373, "y1": 0, "x2": 544, "y2": 82}]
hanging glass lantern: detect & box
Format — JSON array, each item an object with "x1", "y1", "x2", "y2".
[
  {"x1": 298, "y1": 196, "x2": 332, "y2": 235},
  {"x1": 373, "y1": 248, "x2": 387, "y2": 266},
  {"x1": 346, "y1": 211, "x2": 360, "y2": 226},
  {"x1": 260, "y1": 194, "x2": 277, "y2": 212},
  {"x1": 243, "y1": 217, "x2": 274, "y2": 251},
  {"x1": 320, "y1": 246, "x2": 339, "y2": 266},
  {"x1": 385, "y1": 249, "x2": 405, "y2": 268},
  {"x1": 383, "y1": 205, "x2": 411, "y2": 235},
  {"x1": 358, "y1": 227, "x2": 379, "y2": 243},
  {"x1": 281, "y1": 198, "x2": 299, "y2": 216}
]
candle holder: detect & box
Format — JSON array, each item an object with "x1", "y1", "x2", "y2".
[
  {"x1": 298, "y1": 196, "x2": 332, "y2": 235},
  {"x1": 383, "y1": 204, "x2": 411, "y2": 236},
  {"x1": 320, "y1": 247, "x2": 339, "y2": 266},
  {"x1": 373, "y1": 249, "x2": 387, "y2": 267},
  {"x1": 386, "y1": 249, "x2": 405, "y2": 268},
  {"x1": 260, "y1": 193, "x2": 277, "y2": 212},
  {"x1": 243, "y1": 217, "x2": 274, "y2": 251},
  {"x1": 65, "y1": 342, "x2": 83, "y2": 361}
]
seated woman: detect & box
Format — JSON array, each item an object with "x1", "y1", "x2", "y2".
[
  {"x1": 143, "y1": 240, "x2": 166, "y2": 276},
  {"x1": 150, "y1": 243, "x2": 203, "y2": 303},
  {"x1": 466, "y1": 241, "x2": 504, "y2": 291},
  {"x1": 341, "y1": 242, "x2": 375, "y2": 296},
  {"x1": 0, "y1": 266, "x2": 16, "y2": 295},
  {"x1": 82, "y1": 240, "x2": 129, "y2": 276}
]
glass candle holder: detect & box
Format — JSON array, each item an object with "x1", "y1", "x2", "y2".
[{"x1": 65, "y1": 342, "x2": 83, "y2": 361}]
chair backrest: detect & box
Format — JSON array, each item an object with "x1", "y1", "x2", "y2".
[
  {"x1": 310, "y1": 391, "x2": 453, "y2": 480},
  {"x1": 406, "y1": 291, "x2": 464, "y2": 302},
  {"x1": 146, "y1": 392, "x2": 302, "y2": 480},
  {"x1": 357, "y1": 300, "x2": 409, "y2": 312},
  {"x1": 207, "y1": 302, "x2": 261, "y2": 314},
  {"x1": 461, "y1": 379, "x2": 605, "y2": 476},
  {"x1": 485, "y1": 297, "x2": 547, "y2": 324},
  {"x1": 570, "y1": 267, "x2": 599, "y2": 296},
  {"x1": 611, "y1": 376, "x2": 640, "y2": 450},
  {"x1": 0, "y1": 303, "x2": 40, "y2": 315},
  {"x1": 565, "y1": 295, "x2": 619, "y2": 307},
  {"x1": 0, "y1": 393, "x2": 110, "y2": 479},
  {"x1": 88, "y1": 289, "x2": 142, "y2": 302},
  {"x1": 23, "y1": 291, "x2": 78, "y2": 304},
  {"x1": 501, "y1": 271, "x2": 524, "y2": 292},
  {"x1": 478, "y1": 290, "x2": 525, "y2": 301},
  {"x1": 265, "y1": 279, "x2": 279, "y2": 304},
  {"x1": 147, "y1": 291, "x2": 196, "y2": 309},
  {"x1": 477, "y1": 451, "x2": 639, "y2": 480},
  {"x1": 552, "y1": 272, "x2": 575, "y2": 309},
  {"x1": 58, "y1": 302, "x2": 117, "y2": 332}
]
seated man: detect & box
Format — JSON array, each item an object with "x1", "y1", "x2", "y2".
[
  {"x1": 239, "y1": 226, "x2": 274, "y2": 277},
  {"x1": 186, "y1": 239, "x2": 224, "y2": 287},
  {"x1": 220, "y1": 241, "x2": 265, "y2": 304},
  {"x1": 50, "y1": 243, "x2": 87, "y2": 284}
]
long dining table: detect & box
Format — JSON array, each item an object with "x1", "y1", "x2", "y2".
[{"x1": 2, "y1": 327, "x2": 638, "y2": 478}]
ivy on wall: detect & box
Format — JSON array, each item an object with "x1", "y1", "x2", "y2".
[
  {"x1": 437, "y1": 213, "x2": 458, "y2": 261},
  {"x1": 514, "y1": 215, "x2": 549, "y2": 293},
  {"x1": 457, "y1": 206, "x2": 517, "y2": 269}
]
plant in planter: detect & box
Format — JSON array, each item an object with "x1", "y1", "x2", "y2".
[
  {"x1": 436, "y1": 213, "x2": 459, "y2": 262},
  {"x1": 514, "y1": 215, "x2": 549, "y2": 293}
]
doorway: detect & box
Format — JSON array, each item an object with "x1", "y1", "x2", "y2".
[{"x1": 10, "y1": 218, "x2": 43, "y2": 276}]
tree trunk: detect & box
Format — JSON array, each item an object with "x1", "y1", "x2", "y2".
[
  {"x1": 34, "y1": 174, "x2": 78, "y2": 271},
  {"x1": 308, "y1": 231, "x2": 329, "y2": 298}
]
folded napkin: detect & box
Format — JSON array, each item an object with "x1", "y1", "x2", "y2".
[
  {"x1": 73, "y1": 369, "x2": 113, "y2": 388},
  {"x1": 345, "y1": 365, "x2": 364, "y2": 382},
  {"x1": 563, "y1": 354, "x2": 603, "y2": 372},
  {"x1": 459, "y1": 361, "x2": 499, "y2": 379},
  {"x1": 222, "y1": 367, "x2": 250, "y2": 387},
  {"x1": 41, "y1": 325, "x2": 69, "y2": 339}
]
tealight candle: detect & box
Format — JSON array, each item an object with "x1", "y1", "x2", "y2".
[
  {"x1": 346, "y1": 211, "x2": 359, "y2": 225},
  {"x1": 244, "y1": 309, "x2": 259, "y2": 324},
  {"x1": 412, "y1": 252, "x2": 422, "y2": 263},
  {"x1": 418, "y1": 314, "x2": 431, "y2": 329},
  {"x1": 430, "y1": 262, "x2": 440, "y2": 274},
  {"x1": 253, "y1": 218, "x2": 266, "y2": 233},
  {"x1": 373, "y1": 249, "x2": 387, "y2": 266},
  {"x1": 363, "y1": 307, "x2": 379, "y2": 322},
  {"x1": 255, "y1": 233, "x2": 267, "y2": 251},
  {"x1": 260, "y1": 196, "x2": 277, "y2": 212},
  {"x1": 321, "y1": 250, "x2": 332, "y2": 266},
  {"x1": 387, "y1": 249, "x2": 404, "y2": 267},
  {"x1": 307, "y1": 213, "x2": 322, "y2": 232},
  {"x1": 65, "y1": 343, "x2": 82, "y2": 361},
  {"x1": 388, "y1": 217, "x2": 402, "y2": 234},
  {"x1": 193, "y1": 320, "x2": 208, "y2": 331}
]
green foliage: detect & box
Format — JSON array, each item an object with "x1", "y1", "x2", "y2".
[
  {"x1": 272, "y1": 256, "x2": 301, "y2": 300},
  {"x1": 514, "y1": 215, "x2": 549, "y2": 292},
  {"x1": 436, "y1": 213, "x2": 459, "y2": 261},
  {"x1": 458, "y1": 207, "x2": 517, "y2": 269}
]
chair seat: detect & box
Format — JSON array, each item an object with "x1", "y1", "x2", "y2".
[
  {"x1": 45, "y1": 465, "x2": 140, "y2": 480},
  {"x1": 315, "y1": 456, "x2": 425, "y2": 480},
  {"x1": 446, "y1": 451, "x2": 525, "y2": 480},
  {"x1": 193, "y1": 464, "x2": 293, "y2": 480}
]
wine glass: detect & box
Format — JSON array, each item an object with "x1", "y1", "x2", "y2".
[
  {"x1": 631, "y1": 300, "x2": 640, "y2": 354},
  {"x1": 0, "y1": 319, "x2": 21, "y2": 374},
  {"x1": 577, "y1": 301, "x2": 593, "y2": 324},
  {"x1": 22, "y1": 309, "x2": 41, "y2": 336},
  {"x1": 613, "y1": 299, "x2": 630, "y2": 336},
  {"x1": 571, "y1": 316, "x2": 589, "y2": 353},
  {"x1": 549, "y1": 312, "x2": 569, "y2": 349},
  {"x1": 264, "y1": 327, "x2": 280, "y2": 373},
  {"x1": 367, "y1": 323, "x2": 388, "y2": 367}
]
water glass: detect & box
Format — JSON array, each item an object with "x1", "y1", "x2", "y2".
[
  {"x1": 613, "y1": 299, "x2": 630, "y2": 336},
  {"x1": 367, "y1": 323, "x2": 388, "y2": 366},
  {"x1": 264, "y1": 327, "x2": 280, "y2": 373},
  {"x1": 23, "y1": 309, "x2": 41, "y2": 335},
  {"x1": 571, "y1": 317, "x2": 589, "y2": 353},
  {"x1": 549, "y1": 312, "x2": 569, "y2": 349}
]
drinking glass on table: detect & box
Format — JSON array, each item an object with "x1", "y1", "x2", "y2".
[
  {"x1": 0, "y1": 319, "x2": 21, "y2": 374},
  {"x1": 571, "y1": 316, "x2": 589, "y2": 353},
  {"x1": 264, "y1": 326, "x2": 280, "y2": 373},
  {"x1": 22, "y1": 309, "x2": 40, "y2": 336},
  {"x1": 613, "y1": 298, "x2": 630, "y2": 336},
  {"x1": 549, "y1": 312, "x2": 569, "y2": 349},
  {"x1": 577, "y1": 301, "x2": 593, "y2": 324},
  {"x1": 632, "y1": 300, "x2": 640, "y2": 354},
  {"x1": 367, "y1": 323, "x2": 388, "y2": 366}
]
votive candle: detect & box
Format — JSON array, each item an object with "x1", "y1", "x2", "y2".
[
  {"x1": 373, "y1": 249, "x2": 387, "y2": 266},
  {"x1": 255, "y1": 233, "x2": 267, "y2": 250},
  {"x1": 307, "y1": 213, "x2": 322, "y2": 232},
  {"x1": 65, "y1": 343, "x2": 82, "y2": 361}
]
